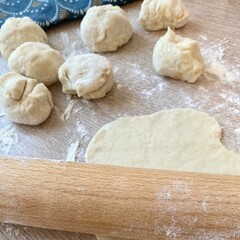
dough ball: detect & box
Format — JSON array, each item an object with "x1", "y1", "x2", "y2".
[
  {"x1": 0, "y1": 17, "x2": 48, "y2": 59},
  {"x1": 80, "y1": 5, "x2": 133, "y2": 52},
  {"x1": 152, "y1": 28, "x2": 204, "y2": 83},
  {"x1": 0, "y1": 72, "x2": 53, "y2": 125},
  {"x1": 8, "y1": 42, "x2": 64, "y2": 86},
  {"x1": 58, "y1": 54, "x2": 114, "y2": 100},
  {"x1": 139, "y1": 0, "x2": 189, "y2": 31}
]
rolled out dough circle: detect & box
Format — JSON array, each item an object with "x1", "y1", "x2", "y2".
[{"x1": 86, "y1": 108, "x2": 240, "y2": 240}]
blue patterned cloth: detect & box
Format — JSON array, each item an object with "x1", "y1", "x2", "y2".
[{"x1": 0, "y1": 0, "x2": 135, "y2": 28}]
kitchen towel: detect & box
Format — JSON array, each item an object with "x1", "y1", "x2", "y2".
[{"x1": 0, "y1": 0, "x2": 136, "y2": 28}]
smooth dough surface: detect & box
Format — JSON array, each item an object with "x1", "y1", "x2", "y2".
[
  {"x1": 8, "y1": 42, "x2": 64, "y2": 86},
  {"x1": 86, "y1": 108, "x2": 240, "y2": 240},
  {"x1": 152, "y1": 28, "x2": 204, "y2": 83},
  {"x1": 0, "y1": 72, "x2": 53, "y2": 125},
  {"x1": 80, "y1": 5, "x2": 133, "y2": 52},
  {"x1": 0, "y1": 17, "x2": 48, "y2": 59},
  {"x1": 139, "y1": 0, "x2": 189, "y2": 31},
  {"x1": 86, "y1": 108, "x2": 240, "y2": 174},
  {"x1": 58, "y1": 54, "x2": 114, "y2": 99}
]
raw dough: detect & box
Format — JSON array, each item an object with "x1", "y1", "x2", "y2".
[
  {"x1": 86, "y1": 108, "x2": 240, "y2": 240},
  {"x1": 86, "y1": 108, "x2": 240, "y2": 174},
  {"x1": 58, "y1": 54, "x2": 114, "y2": 100},
  {"x1": 0, "y1": 72, "x2": 53, "y2": 125},
  {"x1": 8, "y1": 42, "x2": 64, "y2": 86},
  {"x1": 80, "y1": 5, "x2": 133, "y2": 52},
  {"x1": 0, "y1": 17, "x2": 48, "y2": 59},
  {"x1": 152, "y1": 28, "x2": 204, "y2": 83},
  {"x1": 139, "y1": 0, "x2": 189, "y2": 31}
]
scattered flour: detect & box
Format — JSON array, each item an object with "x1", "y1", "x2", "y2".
[
  {"x1": 60, "y1": 99, "x2": 75, "y2": 121},
  {"x1": 75, "y1": 122, "x2": 92, "y2": 161},
  {"x1": 0, "y1": 223, "x2": 20, "y2": 239},
  {"x1": 157, "y1": 187, "x2": 172, "y2": 200},
  {"x1": 201, "y1": 38, "x2": 240, "y2": 83},
  {"x1": 204, "y1": 61, "x2": 240, "y2": 83},
  {"x1": 0, "y1": 109, "x2": 5, "y2": 117},
  {"x1": 76, "y1": 122, "x2": 91, "y2": 140},
  {"x1": 0, "y1": 125, "x2": 18, "y2": 154},
  {"x1": 65, "y1": 122, "x2": 92, "y2": 162},
  {"x1": 153, "y1": 178, "x2": 240, "y2": 239},
  {"x1": 201, "y1": 38, "x2": 227, "y2": 63},
  {"x1": 78, "y1": 187, "x2": 85, "y2": 192},
  {"x1": 113, "y1": 66, "x2": 119, "y2": 74},
  {"x1": 66, "y1": 140, "x2": 80, "y2": 162},
  {"x1": 116, "y1": 83, "x2": 123, "y2": 90},
  {"x1": 201, "y1": 198, "x2": 209, "y2": 213},
  {"x1": 54, "y1": 31, "x2": 89, "y2": 58}
]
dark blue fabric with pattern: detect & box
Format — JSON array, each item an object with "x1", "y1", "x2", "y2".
[{"x1": 0, "y1": 0, "x2": 135, "y2": 28}]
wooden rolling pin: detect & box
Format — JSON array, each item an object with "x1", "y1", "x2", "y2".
[{"x1": 0, "y1": 156, "x2": 240, "y2": 239}]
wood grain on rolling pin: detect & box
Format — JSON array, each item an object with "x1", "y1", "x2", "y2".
[{"x1": 0, "y1": 157, "x2": 240, "y2": 239}]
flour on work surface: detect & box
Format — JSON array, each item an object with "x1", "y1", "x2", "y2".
[
  {"x1": 0, "y1": 223, "x2": 20, "y2": 239},
  {"x1": 50, "y1": 30, "x2": 89, "y2": 58},
  {"x1": 201, "y1": 38, "x2": 240, "y2": 83},
  {"x1": 0, "y1": 125, "x2": 18, "y2": 154},
  {"x1": 75, "y1": 122, "x2": 92, "y2": 162},
  {"x1": 65, "y1": 122, "x2": 92, "y2": 162},
  {"x1": 0, "y1": 109, "x2": 5, "y2": 117},
  {"x1": 66, "y1": 140, "x2": 79, "y2": 162},
  {"x1": 77, "y1": 121, "x2": 91, "y2": 140},
  {"x1": 60, "y1": 99, "x2": 75, "y2": 121}
]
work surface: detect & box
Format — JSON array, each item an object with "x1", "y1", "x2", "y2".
[{"x1": 0, "y1": 0, "x2": 240, "y2": 239}]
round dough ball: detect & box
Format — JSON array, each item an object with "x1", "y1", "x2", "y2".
[
  {"x1": 58, "y1": 54, "x2": 114, "y2": 100},
  {"x1": 0, "y1": 72, "x2": 53, "y2": 125},
  {"x1": 152, "y1": 28, "x2": 204, "y2": 83},
  {"x1": 80, "y1": 5, "x2": 133, "y2": 52},
  {"x1": 8, "y1": 42, "x2": 64, "y2": 86},
  {"x1": 139, "y1": 0, "x2": 189, "y2": 31},
  {"x1": 0, "y1": 17, "x2": 48, "y2": 59}
]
